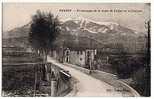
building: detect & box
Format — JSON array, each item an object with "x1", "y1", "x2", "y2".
[
  {"x1": 63, "y1": 48, "x2": 97, "y2": 69},
  {"x1": 50, "y1": 47, "x2": 97, "y2": 69}
]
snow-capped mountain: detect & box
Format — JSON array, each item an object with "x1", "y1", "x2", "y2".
[
  {"x1": 59, "y1": 17, "x2": 146, "y2": 53},
  {"x1": 3, "y1": 17, "x2": 139, "y2": 39},
  {"x1": 3, "y1": 17, "x2": 146, "y2": 53},
  {"x1": 61, "y1": 17, "x2": 136, "y2": 36}
]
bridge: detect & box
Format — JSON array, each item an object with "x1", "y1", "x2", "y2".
[{"x1": 48, "y1": 56, "x2": 140, "y2": 97}]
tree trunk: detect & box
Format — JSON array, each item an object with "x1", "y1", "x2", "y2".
[
  {"x1": 42, "y1": 50, "x2": 48, "y2": 81},
  {"x1": 42, "y1": 50, "x2": 47, "y2": 63}
]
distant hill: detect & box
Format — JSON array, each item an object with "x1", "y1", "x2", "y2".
[{"x1": 3, "y1": 23, "x2": 31, "y2": 39}]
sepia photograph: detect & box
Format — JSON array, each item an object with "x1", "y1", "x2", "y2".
[{"x1": 2, "y1": 3, "x2": 151, "y2": 97}]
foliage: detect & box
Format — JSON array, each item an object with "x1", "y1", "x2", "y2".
[
  {"x1": 131, "y1": 20, "x2": 151, "y2": 96},
  {"x1": 29, "y1": 10, "x2": 60, "y2": 61},
  {"x1": 109, "y1": 42, "x2": 150, "y2": 96},
  {"x1": 108, "y1": 43, "x2": 129, "y2": 78},
  {"x1": 132, "y1": 66, "x2": 150, "y2": 96}
]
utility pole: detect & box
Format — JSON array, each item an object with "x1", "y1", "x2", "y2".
[
  {"x1": 145, "y1": 20, "x2": 151, "y2": 96},
  {"x1": 90, "y1": 36, "x2": 93, "y2": 72},
  {"x1": 147, "y1": 20, "x2": 151, "y2": 96},
  {"x1": 60, "y1": 40, "x2": 64, "y2": 63},
  {"x1": 62, "y1": 40, "x2": 64, "y2": 63}
]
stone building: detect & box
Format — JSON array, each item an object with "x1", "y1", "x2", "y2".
[
  {"x1": 50, "y1": 47, "x2": 97, "y2": 69},
  {"x1": 63, "y1": 48, "x2": 97, "y2": 69}
]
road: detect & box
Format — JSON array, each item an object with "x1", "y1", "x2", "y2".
[{"x1": 47, "y1": 56, "x2": 130, "y2": 96}]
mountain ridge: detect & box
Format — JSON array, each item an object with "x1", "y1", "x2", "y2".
[{"x1": 2, "y1": 18, "x2": 147, "y2": 53}]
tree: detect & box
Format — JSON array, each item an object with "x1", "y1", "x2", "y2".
[
  {"x1": 29, "y1": 10, "x2": 60, "y2": 62},
  {"x1": 109, "y1": 43, "x2": 129, "y2": 78}
]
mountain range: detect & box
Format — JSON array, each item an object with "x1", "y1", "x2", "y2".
[{"x1": 2, "y1": 18, "x2": 147, "y2": 53}]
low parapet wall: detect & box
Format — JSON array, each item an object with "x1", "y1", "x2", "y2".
[
  {"x1": 49, "y1": 63, "x2": 72, "y2": 96},
  {"x1": 64, "y1": 63, "x2": 140, "y2": 97}
]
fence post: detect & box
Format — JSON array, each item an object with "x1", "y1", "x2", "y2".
[
  {"x1": 50, "y1": 70, "x2": 57, "y2": 96},
  {"x1": 33, "y1": 64, "x2": 37, "y2": 97}
]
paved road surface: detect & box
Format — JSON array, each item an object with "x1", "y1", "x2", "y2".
[{"x1": 48, "y1": 56, "x2": 131, "y2": 97}]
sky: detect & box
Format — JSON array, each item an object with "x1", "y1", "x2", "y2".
[{"x1": 3, "y1": 3, "x2": 150, "y2": 32}]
